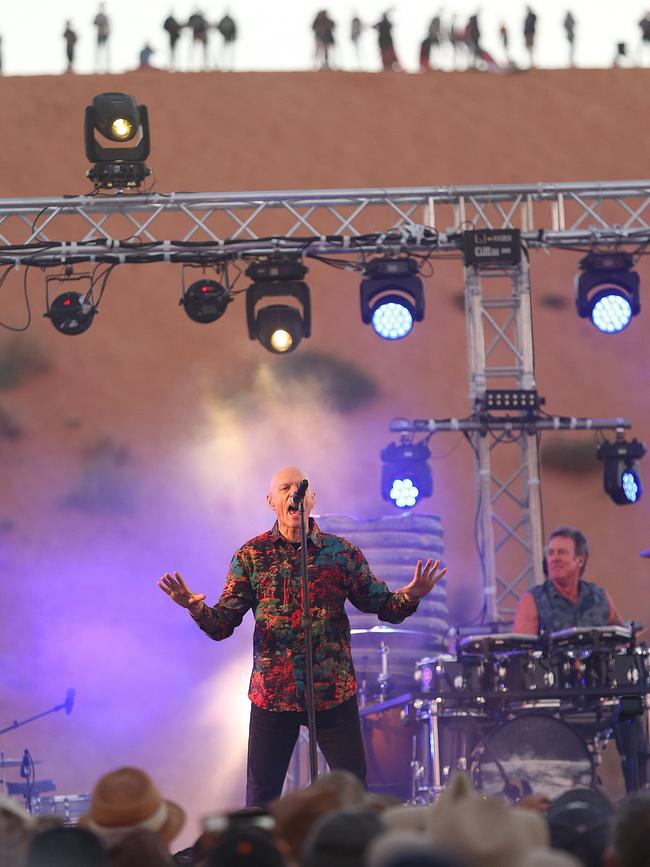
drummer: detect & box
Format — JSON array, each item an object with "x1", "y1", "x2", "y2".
[
  {"x1": 512, "y1": 525, "x2": 645, "y2": 792},
  {"x1": 512, "y1": 525, "x2": 623, "y2": 634}
]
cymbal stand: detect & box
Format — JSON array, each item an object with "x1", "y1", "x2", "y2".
[
  {"x1": 376, "y1": 641, "x2": 391, "y2": 701},
  {"x1": 409, "y1": 699, "x2": 444, "y2": 803}
]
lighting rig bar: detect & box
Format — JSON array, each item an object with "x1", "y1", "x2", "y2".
[
  {"x1": 390, "y1": 417, "x2": 632, "y2": 434},
  {"x1": 0, "y1": 180, "x2": 649, "y2": 267}
]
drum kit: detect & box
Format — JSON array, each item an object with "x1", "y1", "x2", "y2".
[
  {"x1": 0, "y1": 690, "x2": 88, "y2": 822},
  {"x1": 360, "y1": 625, "x2": 650, "y2": 802}
]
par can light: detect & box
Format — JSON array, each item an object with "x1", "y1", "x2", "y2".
[
  {"x1": 181, "y1": 279, "x2": 231, "y2": 324},
  {"x1": 46, "y1": 291, "x2": 97, "y2": 335}
]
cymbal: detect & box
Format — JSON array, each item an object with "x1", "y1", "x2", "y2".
[
  {"x1": 351, "y1": 624, "x2": 428, "y2": 636},
  {"x1": 0, "y1": 758, "x2": 43, "y2": 769}
]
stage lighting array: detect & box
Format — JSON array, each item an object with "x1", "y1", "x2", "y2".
[
  {"x1": 576, "y1": 252, "x2": 640, "y2": 333},
  {"x1": 360, "y1": 258, "x2": 425, "y2": 340},
  {"x1": 84, "y1": 92, "x2": 151, "y2": 189},
  {"x1": 597, "y1": 435, "x2": 646, "y2": 504},
  {"x1": 380, "y1": 440, "x2": 432, "y2": 509},
  {"x1": 180, "y1": 277, "x2": 231, "y2": 324},
  {"x1": 245, "y1": 257, "x2": 311, "y2": 353},
  {"x1": 479, "y1": 389, "x2": 544, "y2": 413}
]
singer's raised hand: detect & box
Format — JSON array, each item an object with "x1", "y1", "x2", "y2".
[
  {"x1": 158, "y1": 571, "x2": 207, "y2": 615},
  {"x1": 397, "y1": 558, "x2": 447, "y2": 602}
]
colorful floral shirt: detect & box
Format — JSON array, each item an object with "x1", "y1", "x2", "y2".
[{"x1": 190, "y1": 519, "x2": 419, "y2": 711}]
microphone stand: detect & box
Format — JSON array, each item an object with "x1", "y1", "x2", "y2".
[
  {"x1": 298, "y1": 498, "x2": 319, "y2": 784},
  {"x1": 0, "y1": 693, "x2": 73, "y2": 736}
]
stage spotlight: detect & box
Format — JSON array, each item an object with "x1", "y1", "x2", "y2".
[
  {"x1": 181, "y1": 279, "x2": 231, "y2": 324},
  {"x1": 576, "y1": 252, "x2": 640, "y2": 333},
  {"x1": 361, "y1": 258, "x2": 424, "y2": 340},
  {"x1": 46, "y1": 291, "x2": 97, "y2": 335},
  {"x1": 597, "y1": 436, "x2": 646, "y2": 504},
  {"x1": 84, "y1": 92, "x2": 151, "y2": 189},
  {"x1": 380, "y1": 440, "x2": 432, "y2": 509},
  {"x1": 245, "y1": 258, "x2": 311, "y2": 353}
]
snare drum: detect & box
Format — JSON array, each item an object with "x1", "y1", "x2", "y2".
[
  {"x1": 32, "y1": 794, "x2": 91, "y2": 825},
  {"x1": 471, "y1": 714, "x2": 595, "y2": 799}
]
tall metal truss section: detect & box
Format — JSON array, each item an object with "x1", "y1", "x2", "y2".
[
  {"x1": 0, "y1": 179, "x2": 647, "y2": 622},
  {"x1": 464, "y1": 256, "x2": 545, "y2": 623}
]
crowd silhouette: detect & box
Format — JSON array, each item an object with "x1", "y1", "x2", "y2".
[{"x1": 19, "y1": 5, "x2": 649, "y2": 76}]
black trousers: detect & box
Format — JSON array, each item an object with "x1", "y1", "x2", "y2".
[{"x1": 246, "y1": 695, "x2": 367, "y2": 807}]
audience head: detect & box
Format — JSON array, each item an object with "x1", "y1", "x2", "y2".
[
  {"x1": 425, "y1": 772, "x2": 549, "y2": 867},
  {"x1": 367, "y1": 831, "x2": 465, "y2": 867},
  {"x1": 270, "y1": 769, "x2": 367, "y2": 860},
  {"x1": 108, "y1": 829, "x2": 174, "y2": 867},
  {"x1": 0, "y1": 796, "x2": 35, "y2": 867},
  {"x1": 302, "y1": 807, "x2": 385, "y2": 867},
  {"x1": 547, "y1": 788, "x2": 614, "y2": 867},
  {"x1": 26, "y1": 826, "x2": 108, "y2": 867},
  {"x1": 607, "y1": 790, "x2": 650, "y2": 867},
  {"x1": 80, "y1": 767, "x2": 185, "y2": 847}
]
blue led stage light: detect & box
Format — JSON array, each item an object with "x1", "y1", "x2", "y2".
[
  {"x1": 361, "y1": 258, "x2": 424, "y2": 341},
  {"x1": 597, "y1": 436, "x2": 646, "y2": 505},
  {"x1": 371, "y1": 300, "x2": 414, "y2": 340},
  {"x1": 576, "y1": 252, "x2": 640, "y2": 334},
  {"x1": 590, "y1": 292, "x2": 633, "y2": 333},
  {"x1": 380, "y1": 440, "x2": 432, "y2": 509}
]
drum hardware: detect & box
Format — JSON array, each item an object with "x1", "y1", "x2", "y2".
[
  {"x1": 0, "y1": 757, "x2": 44, "y2": 769},
  {"x1": 376, "y1": 641, "x2": 391, "y2": 702},
  {"x1": 6, "y1": 779, "x2": 56, "y2": 798},
  {"x1": 32, "y1": 794, "x2": 91, "y2": 825}
]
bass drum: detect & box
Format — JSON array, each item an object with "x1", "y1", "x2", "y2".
[{"x1": 471, "y1": 714, "x2": 595, "y2": 800}]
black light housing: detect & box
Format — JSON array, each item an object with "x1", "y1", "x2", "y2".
[
  {"x1": 84, "y1": 92, "x2": 151, "y2": 189},
  {"x1": 181, "y1": 279, "x2": 231, "y2": 324},
  {"x1": 597, "y1": 436, "x2": 646, "y2": 504},
  {"x1": 380, "y1": 440, "x2": 433, "y2": 509},
  {"x1": 360, "y1": 258, "x2": 425, "y2": 340},
  {"x1": 46, "y1": 291, "x2": 97, "y2": 335},
  {"x1": 576, "y1": 252, "x2": 640, "y2": 333},
  {"x1": 245, "y1": 258, "x2": 311, "y2": 353}
]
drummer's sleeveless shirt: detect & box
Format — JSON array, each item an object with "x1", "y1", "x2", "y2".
[{"x1": 530, "y1": 579, "x2": 610, "y2": 632}]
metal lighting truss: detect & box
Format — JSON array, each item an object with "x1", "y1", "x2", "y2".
[
  {"x1": 0, "y1": 179, "x2": 646, "y2": 622},
  {"x1": 0, "y1": 179, "x2": 648, "y2": 266},
  {"x1": 392, "y1": 254, "x2": 633, "y2": 623}
]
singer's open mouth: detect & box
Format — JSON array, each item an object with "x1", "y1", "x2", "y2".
[{"x1": 288, "y1": 504, "x2": 298, "y2": 514}]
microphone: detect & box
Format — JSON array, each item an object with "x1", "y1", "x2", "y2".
[
  {"x1": 64, "y1": 688, "x2": 76, "y2": 716},
  {"x1": 20, "y1": 750, "x2": 31, "y2": 779},
  {"x1": 290, "y1": 479, "x2": 309, "y2": 508}
]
